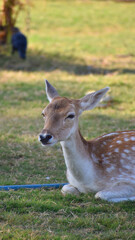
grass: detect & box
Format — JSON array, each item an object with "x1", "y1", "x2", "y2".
[{"x1": 0, "y1": 0, "x2": 135, "y2": 239}]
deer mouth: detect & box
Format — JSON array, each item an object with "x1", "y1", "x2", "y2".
[{"x1": 40, "y1": 139, "x2": 57, "y2": 146}]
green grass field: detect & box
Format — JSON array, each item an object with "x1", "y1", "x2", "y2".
[{"x1": 0, "y1": 0, "x2": 135, "y2": 239}]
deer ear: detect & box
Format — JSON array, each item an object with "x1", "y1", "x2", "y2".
[
  {"x1": 79, "y1": 87, "x2": 110, "y2": 113},
  {"x1": 45, "y1": 80, "x2": 59, "y2": 102}
]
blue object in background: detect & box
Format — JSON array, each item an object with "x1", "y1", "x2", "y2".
[
  {"x1": 0, "y1": 183, "x2": 68, "y2": 191},
  {"x1": 11, "y1": 28, "x2": 27, "y2": 59}
]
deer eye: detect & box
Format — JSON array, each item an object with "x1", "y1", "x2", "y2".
[{"x1": 66, "y1": 113, "x2": 75, "y2": 119}]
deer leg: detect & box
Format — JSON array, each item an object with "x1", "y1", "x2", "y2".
[
  {"x1": 61, "y1": 184, "x2": 80, "y2": 196},
  {"x1": 95, "y1": 183, "x2": 135, "y2": 202}
]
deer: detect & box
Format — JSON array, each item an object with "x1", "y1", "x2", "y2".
[{"x1": 38, "y1": 80, "x2": 135, "y2": 202}]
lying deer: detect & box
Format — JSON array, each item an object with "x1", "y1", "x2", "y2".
[{"x1": 39, "y1": 80, "x2": 135, "y2": 202}]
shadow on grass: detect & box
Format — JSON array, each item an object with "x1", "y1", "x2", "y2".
[{"x1": 0, "y1": 49, "x2": 135, "y2": 75}]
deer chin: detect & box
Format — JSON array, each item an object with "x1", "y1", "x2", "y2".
[
  {"x1": 39, "y1": 140, "x2": 58, "y2": 147},
  {"x1": 40, "y1": 140, "x2": 57, "y2": 147}
]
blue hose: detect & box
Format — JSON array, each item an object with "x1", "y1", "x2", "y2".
[{"x1": 0, "y1": 183, "x2": 68, "y2": 191}]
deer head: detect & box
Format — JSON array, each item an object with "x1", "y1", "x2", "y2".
[{"x1": 39, "y1": 80, "x2": 109, "y2": 146}]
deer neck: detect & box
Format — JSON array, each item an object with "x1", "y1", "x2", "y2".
[{"x1": 60, "y1": 129, "x2": 92, "y2": 173}]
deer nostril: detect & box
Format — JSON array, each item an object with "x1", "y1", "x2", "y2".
[
  {"x1": 39, "y1": 134, "x2": 52, "y2": 143},
  {"x1": 45, "y1": 134, "x2": 52, "y2": 141},
  {"x1": 39, "y1": 134, "x2": 45, "y2": 141}
]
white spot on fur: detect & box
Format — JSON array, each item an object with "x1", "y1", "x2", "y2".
[
  {"x1": 106, "y1": 165, "x2": 115, "y2": 173},
  {"x1": 103, "y1": 133, "x2": 118, "y2": 138},
  {"x1": 110, "y1": 177, "x2": 115, "y2": 181},
  {"x1": 127, "y1": 155, "x2": 133, "y2": 161},
  {"x1": 121, "y1": 153, "x2": 126, "y2": 158},
  {"x1": 131, "y1": 136, "x2": 135, "y2": 141},
  {"x1": 116, "y1": 140, "x2": 122, "y2": 144},
  {"x1": 120, "y1": 159, "x2": 125, "y2": 164},
  {"x1": 124, "y1": 138, "x2": 129, "y2": 142},
  {"x1": 124, "y1": 165, "x2": 132, "y2": 170},
  {"x1": 131, "y1": 146, "x2": 135, "y2": 151},
  {"x1": 124, "y1": 149, "x2": 130, "y2": 153},
  {"x1": 107, "y1": 152, "x2": 112, "y2": 156},
  {"x1": 114, "y1": 148, "x2": 119, "y2": 153}
]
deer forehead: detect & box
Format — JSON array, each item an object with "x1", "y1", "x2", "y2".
[{"x1": 44, "y1": 97, "x2": 78, "y2": 116}]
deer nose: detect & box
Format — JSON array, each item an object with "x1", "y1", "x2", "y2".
[{"x1": 39, "y1": 133, "x2": 53, "y2": 144}]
